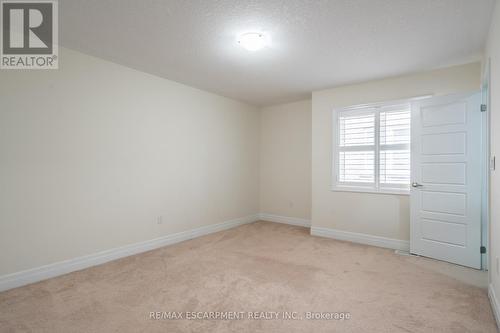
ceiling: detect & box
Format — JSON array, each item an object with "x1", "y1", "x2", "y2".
[{"x1": 60, "y1": 0, "x2": 495, "y2": 106}]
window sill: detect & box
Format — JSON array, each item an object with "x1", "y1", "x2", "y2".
[{"x1": 331, "y1": 185, "x2": 410, "y2": 196}]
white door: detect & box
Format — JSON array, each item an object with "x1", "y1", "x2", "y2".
[{"x1": 410, "y1": 92, "x2": 482, "y2": 269}]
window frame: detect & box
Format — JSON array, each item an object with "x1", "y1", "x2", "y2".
[{"x1": 332, "y1": 99, "x2": 414, "y2": 196}]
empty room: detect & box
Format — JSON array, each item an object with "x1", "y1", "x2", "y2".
[{"x1": 1, "y1": 0, "x2": 500, "y2": 332}]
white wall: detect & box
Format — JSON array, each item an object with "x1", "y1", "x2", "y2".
[
  {"x1": 0, "y1": 47, "x2": 260, "y2": 276},
  {"x1": 259, "y1": 100, "x2": 311, "y2": 220},
  {"x1": 312, "y1": 63, "x2": 481, "y2": 240},
  {"x1": 486, "y1": 0, "x2": 500, "y2": 314}
]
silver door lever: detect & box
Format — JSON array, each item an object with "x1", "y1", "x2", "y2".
[{"x1": 412, "y1": 182, "x2": 423, "y2": 188}]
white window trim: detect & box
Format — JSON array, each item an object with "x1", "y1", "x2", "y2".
[{"x1": 331, "y1": 96, "x2": 428, "y2": 196}]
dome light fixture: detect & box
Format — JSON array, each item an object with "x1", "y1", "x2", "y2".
[{"x1": 237, "y1": 32, "x2": 268, "y2": 51}]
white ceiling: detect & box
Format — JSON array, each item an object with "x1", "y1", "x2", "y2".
[{"x1": 60, "y1": 0, "x2": 495, "y2": 106}]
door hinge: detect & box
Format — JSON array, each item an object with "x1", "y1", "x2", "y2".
[
  {"x1": 481, "y1": 104, "x2": 487, "y2": 112},
  {"x1": 480, "y1": 246, "x2": 486, "y2": 254}
]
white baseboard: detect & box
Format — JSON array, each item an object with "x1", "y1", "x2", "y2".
[
  {"x1": 259, "y1": 213, "x2": 311, "y2": 227},
  {"x1": 489, "y1": 283, "x2": 500, "y2": 331},
  {"x1": 0, "y1": 214, "x2": 259, "y2": 292},
  {"x1": 310, "y1": 226, "x2": 410, "y2": 251}
]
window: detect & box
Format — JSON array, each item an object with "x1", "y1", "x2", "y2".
[{"x1": 333, "y1": 103, "x2": 411, "y2": 194}]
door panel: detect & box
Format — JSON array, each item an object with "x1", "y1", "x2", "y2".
[
  {"x1": 421, "y1": 191, "x2": 466, "y2": 216},
  {"x1": 421, "y1": 219, "x2": 466, "y2": 246},
  {"x1": 421, "y1": 101, "x2": 467, "y2": 126},
  {"x1": 421, "y1": 163, "x2": 466, "y2": 184},
  {"x1": 410, "y1": 93, "x2": 481, "y2": 269},
  {"x1": 421, "y1": 132, "x2": 466, "y2": 155}
]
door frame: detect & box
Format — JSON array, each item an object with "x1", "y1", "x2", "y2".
[{"x1": 481, "y1": 59, "x2": 491, "y2": 270}]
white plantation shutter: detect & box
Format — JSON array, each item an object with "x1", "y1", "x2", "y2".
[
  {"x1": 335, "y1": 104, "x2": 411, "y2": 193},
  {"x1": 339, "y1": 151, "x2": 375, "y2": 183},
  {"x1": 379, "y1": 106, "x2": 411, "y2": 188},
  {"x1": 339, "y1": 111, "x2": 375, "y2": 147},
  {"x1": 380, "y1": 150, "x2": 410, "y2": 185},
  {"x1": 338, "y1": 110, "x2": 375, "y2": 184}
]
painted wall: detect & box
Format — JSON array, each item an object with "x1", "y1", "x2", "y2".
[
  {"x1": 0, "y1": 47, "x2": 260, "y2": 276},
  {"x1": 311, "y1": 63, "x2": 481, "y2": 240},
  {"x1": 259, "y1": 100, "x2": 311, "y2": 220},
  {"x1": 485, "y1": 0, "x2": 500, "y2": 313}
]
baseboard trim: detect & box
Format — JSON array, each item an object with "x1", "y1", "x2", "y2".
[
  {"x1": 489, "y1": 284, "x2": 500, "y2": 331},
  {"x1": 259, "y1": 213, "x2": 311, "y2": 227},
  {"x1": 0, "y1": 214, "x2": 259, "y2": 292},
  {"x1": 310, "y1": 226, "x2": 410, "y2": 251}
]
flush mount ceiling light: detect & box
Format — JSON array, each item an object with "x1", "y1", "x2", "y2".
[{"x1": 237, "y1": 32, "x2": 268, "y2": 51}]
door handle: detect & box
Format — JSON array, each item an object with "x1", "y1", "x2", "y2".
[{"x1": 412, "y1": 182, "x2": 423, "y2": 188}]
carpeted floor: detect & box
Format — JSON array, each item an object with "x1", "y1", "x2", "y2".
[{"x1": 0, "y1": 221, "x2": 497, "y2": 332}]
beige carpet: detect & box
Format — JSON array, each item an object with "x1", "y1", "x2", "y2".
[{"x1": 0, "y1": 221, "x2": 497, "y2": 332}]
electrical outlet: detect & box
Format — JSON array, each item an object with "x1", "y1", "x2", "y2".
[{"x1": 157, "y1": 216, "x2": 163, "y2": 225}]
